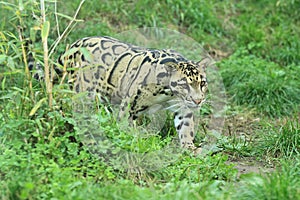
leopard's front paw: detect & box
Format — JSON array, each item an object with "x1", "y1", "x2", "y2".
[{"x1": 193, "y1": 147, "x2": 203, "y2": 155}]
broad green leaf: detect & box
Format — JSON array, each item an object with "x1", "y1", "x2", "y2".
[
  {"x1": 80, "y1": 47, "x2": 93, "y2": 62},
  {"x1": 7, "y1": 56, "x2": 15, "y2": 69},
  {"x1": 29, "y1": 98, "x2": 47, "y2": 116},
  {"x1": 55, "y1": 12, "x2": 83, "y2": 22},
  {"x1": 63, "y1": 47, "x2": 79, "y2": 58},
  {"x1": 41, "y1": 21, "x2": 50, "y2": 41},
  {"x1": 30, "y1": 27, "x2": 36, "y2": 42}
]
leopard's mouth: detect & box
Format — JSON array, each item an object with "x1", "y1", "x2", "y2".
[{"x1": 185, "y1": 98, "x2": 205, "y2": 108}]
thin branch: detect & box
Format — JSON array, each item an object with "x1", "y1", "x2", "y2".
[
  {"x1": 49, "y1": 0, "x2": 85, "y2": 58},
  {"x1": 17, "y1": 26, "x2": 33, "y2": 99},
  {"x1": 54, "y1": 0, "x2": 61, "y2": 38},
  {"x1": 40, "y1": 0, "x2": 46, "y2": 22},
  {"x1": 17, "y1": 27, "x2": 30, "y2": 80}
]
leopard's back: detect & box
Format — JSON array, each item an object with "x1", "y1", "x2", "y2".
[{"x1": 58, "y1": 36, "x2": 189, "y2": 104}]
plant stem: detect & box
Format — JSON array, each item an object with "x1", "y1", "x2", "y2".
[
  {"x1": 40, "y1": 0, "x2": 53, "y2": 108},
  {"x1": 17, "y1": 25, "x2": 33, "y2": 101}
]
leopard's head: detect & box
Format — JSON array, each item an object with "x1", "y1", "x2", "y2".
[{"x1": 166, "y1": 57, "x2": 210, "y2": 108}]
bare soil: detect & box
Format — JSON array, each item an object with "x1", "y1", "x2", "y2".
[{"x1": 228, "y1": 159, "x2": 274, "y2": 178}]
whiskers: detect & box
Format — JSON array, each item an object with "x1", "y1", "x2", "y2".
[
  {"x1": 164, "y1": 98, "x2": 185, "y2": 112},
  {"x1": 199, "y1": 98, "x2": 207, "y2": 107},
  {"x1": 163, "y1": 97, "x2": 210, "y2": 113},
  {"x1": 201, "y1": 98, "x2": 213, "y2": 107}
]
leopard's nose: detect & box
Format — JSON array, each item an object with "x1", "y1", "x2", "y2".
[{"x1": 193, "y1": 99, "x2": 202, "y2": 105}]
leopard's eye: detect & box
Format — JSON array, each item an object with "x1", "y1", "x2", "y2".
[{"x1": 181, "y1": 83, "x2": 190, "y2": 90}]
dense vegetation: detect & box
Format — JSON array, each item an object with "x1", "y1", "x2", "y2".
[{"x1": 0, "y1": 0, "x2": 299, "y2": 199}]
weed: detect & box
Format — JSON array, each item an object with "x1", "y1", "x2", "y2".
[{"x1": 257, "y1": 117, "x2": 300, "y2": 159}]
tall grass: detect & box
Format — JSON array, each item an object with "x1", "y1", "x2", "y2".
[
  {"x1": 219, "y1": 49, "x2": 300, "y2": 117},
  {"x1": 257, "y1": 117, "x2": 300, "y2": 159}
]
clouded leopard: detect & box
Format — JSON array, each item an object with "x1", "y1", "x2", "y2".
[{"x1": 42, "y1": 36, "x2": 210, "y2": 153}]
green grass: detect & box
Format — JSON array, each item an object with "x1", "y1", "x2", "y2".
[
  {"x1": 1, "y1": 0, "x2": 300, "y2": 199},
  {"x1": 258, "y1": 117, "x2": 300, "y2": 159},
  {"x1": 235, "y1": 159, "x2": 300, "y2": 200},
  {"x1": 219, "y1": 50, "x2": 300, "y2": 117}
]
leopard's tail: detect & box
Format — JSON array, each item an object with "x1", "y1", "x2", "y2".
[
  {"x1": 26, "y1": 40, "x2": 64, "y2": 81},
  {"x1": 28, "y1": 56, "x2": 44, "y2": 81}
]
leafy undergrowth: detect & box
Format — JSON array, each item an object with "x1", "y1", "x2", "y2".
[
  {"x1": 1, "y1": 90, "x2": 299, "y2": 199},
  {"x1": 1, "y1": 117, "x2": 299, "y2": 199}
]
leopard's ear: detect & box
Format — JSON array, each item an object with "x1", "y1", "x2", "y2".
[
  {"x1": 163, "y1": 61, "x2": 179, "y2": 72},
  {"x1": 196, "y1": 57, "x2": 212, "y2": 71},
  {"x1": 164, "y1": 61, "x2": 178, "y2": 68}
]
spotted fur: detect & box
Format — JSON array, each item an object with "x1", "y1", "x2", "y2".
[{"x1": 55, "y1": 36, "x2": 210, "y2": 151}]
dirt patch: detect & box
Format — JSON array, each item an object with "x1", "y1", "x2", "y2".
[{"x1": 227, "y1": 160, "x2": 275, "y2": 178}]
